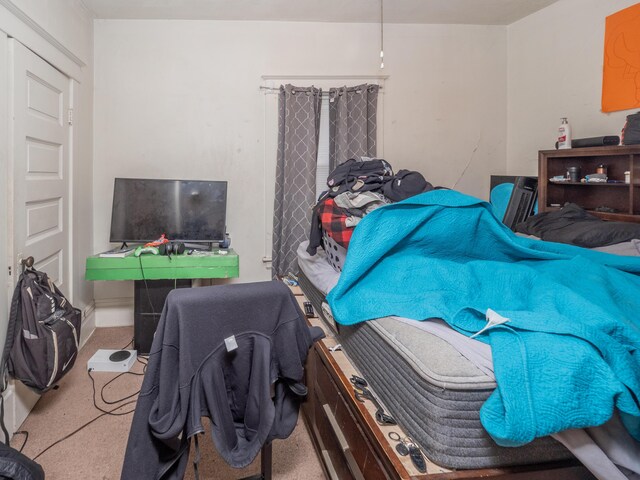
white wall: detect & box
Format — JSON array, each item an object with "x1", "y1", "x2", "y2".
[
  {"x1": 507, "y1": 0, "x2": 639, "y2": 175},
  {"x1": 93, "y1": 20, "x2": 507, "y2": 312}
]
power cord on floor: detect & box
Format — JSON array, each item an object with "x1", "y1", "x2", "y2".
[
  {"x1": 136, "y1": 356, "x2": 148, "y2": 372},
  {"x1": 138, "y1": 255, "x2": 157, "y2": 317},
  {"x1": 31, "y1": 367, "x2": 145, "y2": 461},
  {"x1": 87, "y1": 369, "x2": 143, "y2": 412},
  {"x1": 32, "y1": 399, "x2": 137, "y2": 461},
  {"x1": 19, "y1": 345, "x2": 149, "y2": 460},
  {"x1": 12, "y1": 430, "x2": 28, "y2": 453}
]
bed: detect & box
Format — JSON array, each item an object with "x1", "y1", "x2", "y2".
[
  {"x1": 298, "y1": 246, "x2": 573, "y2": 470},
  {"x1": 297, "y1": 190, "x2": 640, "y2": 479}
]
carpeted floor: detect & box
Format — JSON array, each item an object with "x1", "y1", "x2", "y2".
[{"x1": 10, "y1": 327, "x2": 325, "y2": 480}]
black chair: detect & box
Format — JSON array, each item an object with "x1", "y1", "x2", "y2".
[
  {"x1": 501, "y1": 176, "x2": 538, "y2": 231},
  {"x1": 121, "y1": 281, "x2": 324, "y2": 480},
  {"x1": 242, "y1": 444, "x2": 272, "y2": 480}
]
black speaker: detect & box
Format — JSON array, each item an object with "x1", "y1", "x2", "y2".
[
  {"x1": 134, "y1": 279, "x2": 191, "y2": 354},
  {"x1": 571, "y1": 136, "x2": 620, "y2": 148}
]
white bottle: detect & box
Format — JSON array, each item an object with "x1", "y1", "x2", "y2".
[{"x1": 558, "y1": 117, "x2": 571, "y2": 149}]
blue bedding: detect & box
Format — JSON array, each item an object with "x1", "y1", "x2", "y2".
[{"x1": 326, "y1": 190, "x2": 640, "y2": 447}]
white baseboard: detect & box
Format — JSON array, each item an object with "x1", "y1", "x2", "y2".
[
  {"x1": 80, "y1": 300, "x2": 96, "y2": 347},
  {"x1": 94, "y1": 297, "x2": 134, "y2": 327},
  {"x1": 5, "y1": 381, "x2": 39, "y2": 435},
  {"x1": 2, "y1": 380, "x2": 45, "y2": 438},
  {"x1": 2, "y1": 383, "x2": 20, "y2": 435}
]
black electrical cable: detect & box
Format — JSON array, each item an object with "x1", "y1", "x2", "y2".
[
  {"x1": 136, "y1": 357, "x2": 148, "y2": 375},
  {"x1": 32, "y1": 364, "x2": 146, "y2": 462},
  {"x1": 87, "y1": 369, "x2": 142, "y2": 410},
  {"x1": 12, "y1": 430, "x2": 28, "y2": 453},
  {"x1": 32, "y1": 399, "x2": 137, "y2": 461},
  {"x1": 138, "y1": 255, "x2": 156, "y2": 317}
]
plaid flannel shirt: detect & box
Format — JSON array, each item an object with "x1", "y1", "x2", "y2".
[{"x1": 318, "y1": 198, "x2": 353, "y2": 249}]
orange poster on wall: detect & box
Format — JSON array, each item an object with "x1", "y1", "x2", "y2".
[{"x1": 602, "y1": 3, "x2": 640, "y2": 113}]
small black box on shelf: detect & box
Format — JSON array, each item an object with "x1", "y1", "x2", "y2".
[{"x1": 571, "y1": 136, "x2": 620, "y2": 148}]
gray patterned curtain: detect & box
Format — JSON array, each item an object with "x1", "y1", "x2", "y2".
[
  {"x1": 272, "y1": 84, "x2": 322, "y2": 278},
  {"x1": 329, "y1": 84, "x2": 379, "y2": 171}
]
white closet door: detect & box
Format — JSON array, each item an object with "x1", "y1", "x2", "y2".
[
  {"x1": 10, "y1": 39, "x2": 71, "y2": 291},
  {"x1": 0, "y1": 32, "x2": 8, "y2": 353}
]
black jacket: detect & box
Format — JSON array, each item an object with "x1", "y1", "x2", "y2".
[{"x1": 120, "y1": 281, "x2": 324, "y2": 479}]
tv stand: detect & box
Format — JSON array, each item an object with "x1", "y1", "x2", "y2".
[{"x1": 85, "y1": 249, "x2": 239, "y2": 354}]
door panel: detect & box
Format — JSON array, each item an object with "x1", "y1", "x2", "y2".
[
  {"x1": 11, "y1": 39, "x2": 70, "y2": 291},
  {"x1": 26, "y1": 137, "x2": 63, "y2": 176}
]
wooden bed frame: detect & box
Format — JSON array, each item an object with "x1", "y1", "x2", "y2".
[{"x1": 289, "y1": 286, "x2": 596, "y2": 480}]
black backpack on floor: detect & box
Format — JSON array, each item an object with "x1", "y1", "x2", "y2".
[{"x1": 1, "y1": 264, "x2": 81, "y2": 395}]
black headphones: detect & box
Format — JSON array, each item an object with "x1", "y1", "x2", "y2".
[{"x1": 158, "y1": 242, "x2": 185, "y2": 256}]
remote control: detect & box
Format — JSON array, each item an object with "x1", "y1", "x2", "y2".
[
  {"x1": 408, "y1": 444, "x2": 426, "y2": 473},
  {"x1": 303, "y1": 301, "x2": 314, "y2": 318}
]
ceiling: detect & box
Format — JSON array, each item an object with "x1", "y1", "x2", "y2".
[{"x1": 82, "y1": 0, "x2": 561, "y2": 25}]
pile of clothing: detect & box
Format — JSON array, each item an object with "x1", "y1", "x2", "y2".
[{"x1": 307, "y1": 158, "x2": 434, "y2": 271}]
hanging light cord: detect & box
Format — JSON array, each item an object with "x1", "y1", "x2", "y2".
[{"x1": 380, "y1": 0, "x2": 384, "y2": 68}]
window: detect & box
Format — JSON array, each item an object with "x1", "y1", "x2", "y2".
[{"x1": 316, "y1": 95, "x2": 330, "y2": 200}]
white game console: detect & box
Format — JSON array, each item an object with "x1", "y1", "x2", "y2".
[{"x1": 87, "y1": 349, "x2": 137, "y2": 373}]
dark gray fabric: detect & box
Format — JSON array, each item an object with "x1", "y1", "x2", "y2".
[
  {"x1": 120, "y1": 281, "x2": 324, "y2": 479},
  {"x1": 329, "y1": 84, "x2": 379, "y2": 171},
  {"x1": 383, "y1": 169, "x2": 433, "y2": 202},
  {"x1": 0, "y1": 441, "x2": 44, "y2": 480},
  {"x1": 516, "y1": 203, "x2": 640, "y2": 247},
  {"x1": 272, "y1": 84, "x2": 322, "y2": 278},
  {"x1": 325, "y1": 157, "x2": 393, "y2": 196},
  {"x1": 5, "y1": 268, "x2": 81, "y2": 395}
]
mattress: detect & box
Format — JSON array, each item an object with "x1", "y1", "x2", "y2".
[{"x1": 297, "y1": 254, "x2": 573, "y2": 469}]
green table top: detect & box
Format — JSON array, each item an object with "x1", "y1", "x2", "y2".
[{"x1": 85, "y1": 249, "x2": 239, "y2": 281}]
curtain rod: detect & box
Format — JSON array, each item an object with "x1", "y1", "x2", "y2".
[
  {"x1": 261, "y1": 74, "x2": 389, "y2": 80},
  {"x1": 259, "y1": 85, "x2": 383, "y2": 93}
]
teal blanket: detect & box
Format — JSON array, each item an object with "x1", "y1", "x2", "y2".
[{"x1": 326, "y1": 190, "x2": 640, "y2": 447}]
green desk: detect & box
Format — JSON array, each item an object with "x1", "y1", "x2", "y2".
[
  {"x1": 86, "y1": 250, "x2": 239, "y2": 353},
  {"x1": 85, "y1": 249, "x2": 239, "y2": 281}
]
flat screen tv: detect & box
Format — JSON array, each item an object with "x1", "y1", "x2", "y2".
[{"x1": 109, "y1": 178, "x2": 227, "y2": 244}]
